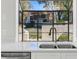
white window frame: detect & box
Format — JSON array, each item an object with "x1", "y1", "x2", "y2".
[{"x1": 16, "y1": 0, "x2": 77, "y2": 45}]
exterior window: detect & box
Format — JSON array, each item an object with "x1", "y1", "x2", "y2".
[{"x1": 19, "y1": 0, "x2": 73, "y2": 42}]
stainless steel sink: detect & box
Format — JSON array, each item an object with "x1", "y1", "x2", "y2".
[
  {"x1": 39, "y1": 44, "x2": 57, "y2": 48},
  {"x1": 57, "y1": 44, "x2": 76, "y2": 48},
  {"x1": 39, "y1": 44, "x2": 76, "y2": 49}
]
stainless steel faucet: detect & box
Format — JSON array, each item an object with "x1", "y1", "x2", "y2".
[{"x1": 49, "y1": 27, "x2": 57, "y2": 42}]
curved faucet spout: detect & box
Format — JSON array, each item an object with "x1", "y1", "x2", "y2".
[{"x1": 49, "y1": 27, "x2": 57, "y2": 42}]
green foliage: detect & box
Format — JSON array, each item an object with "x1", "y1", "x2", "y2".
[
  {"x1": 29, "y1": 32, "x2": 41, "y2": 39},
  {"x1": 62, "y1": 0, "x2": 72, "y2": 10},
  {"x1": 58, "y1": 34, "x2": 68, "y2": 41},
  {"x1": 57, "y1": 19, "x2": 65, "y2": 23},
  {"x1": 29, "y1": 32, "x2": 37, "y2": 39}
]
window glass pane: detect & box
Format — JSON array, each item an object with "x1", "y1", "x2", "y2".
[
  {"x1": 18, "y1": 12, "x2": 22, "y2": 42},
  {"x1": 69, "y1": 11, "x2": 73, "y2": 23},
  {"x1": 19, "y1": 0, "x2": 73, "y2": 42},
  {"x1": 20, "y1": 0, "x2": 72, "y2": 10},
  {"x1": 38, "y1": 12, "x2": 53, "y2": 41},
  {"x1": 54, "y1": 11, "x2": 68, "y2": 23},
  {"x1": 69, "y1": 24, "x2": 73, "y2": 41},
  {"x1": 55, "y1": 24, "x2": 68, "y2": 41},
  {"x1": 23, "y1": 12, "x2": 38, "y2": 41}
]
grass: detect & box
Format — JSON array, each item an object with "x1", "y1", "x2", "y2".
[
  {"x1": 57, "y1": 19, "x2": 65, "y2": 23},
  {"x1": 29, "y1": 32, "x2": 42, "y2": 39},
  {"x1": 24, "y1": 28, "x2": 42, "y2": 39}
]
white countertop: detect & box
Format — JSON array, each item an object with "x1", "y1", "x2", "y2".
[{"x1": 1, "y1": 42, "x2": 77, "y2": 52}]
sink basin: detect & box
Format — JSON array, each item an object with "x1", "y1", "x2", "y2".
[
  {"x1": 39, "y1": 43, "x2": 76, "y2": 49},
  {"x1": 57, "y1": 44, "x2": 76, "y2": 48},
  {"x1": 39, "y1": 44, "x2": 57, "y2": 48}
]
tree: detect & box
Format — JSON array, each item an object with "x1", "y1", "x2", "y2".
[
  {"x1": 37, "y1": 0, "x2": 72, "y2": 10},
  {"x1": 20, "y1": 0, "x2": 32, "y2": 10},
  {"x1": 38, "y1": 0, "x2": 54, "y2": 10},
  {"x1": 62, "y1": 0, "x2": 72, "y2": 10}
]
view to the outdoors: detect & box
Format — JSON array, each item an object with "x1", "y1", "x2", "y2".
[{"x1": 19, "y1": 0, "x2": 73, "y2": 42}]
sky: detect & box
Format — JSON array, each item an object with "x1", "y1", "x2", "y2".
[{"x1": 30, "y1": 1, "x2": 45, "y2": 10}]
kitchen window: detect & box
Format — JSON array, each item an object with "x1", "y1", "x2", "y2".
[{"x1": 18, "y1": 0, "x2": 73, "y2": 42}]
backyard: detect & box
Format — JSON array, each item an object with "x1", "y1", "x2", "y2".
[{"x1": 19, "y1": 0, "x2": 73, "y2": 42}]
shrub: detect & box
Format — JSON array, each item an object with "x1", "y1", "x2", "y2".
[{"x1": 58, "y1": 34, "x2": 68, "y2": 41}]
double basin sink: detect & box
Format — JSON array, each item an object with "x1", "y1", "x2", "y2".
[{"x1": 39, "y1": 44, "x2": 76, "y2": 49}]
